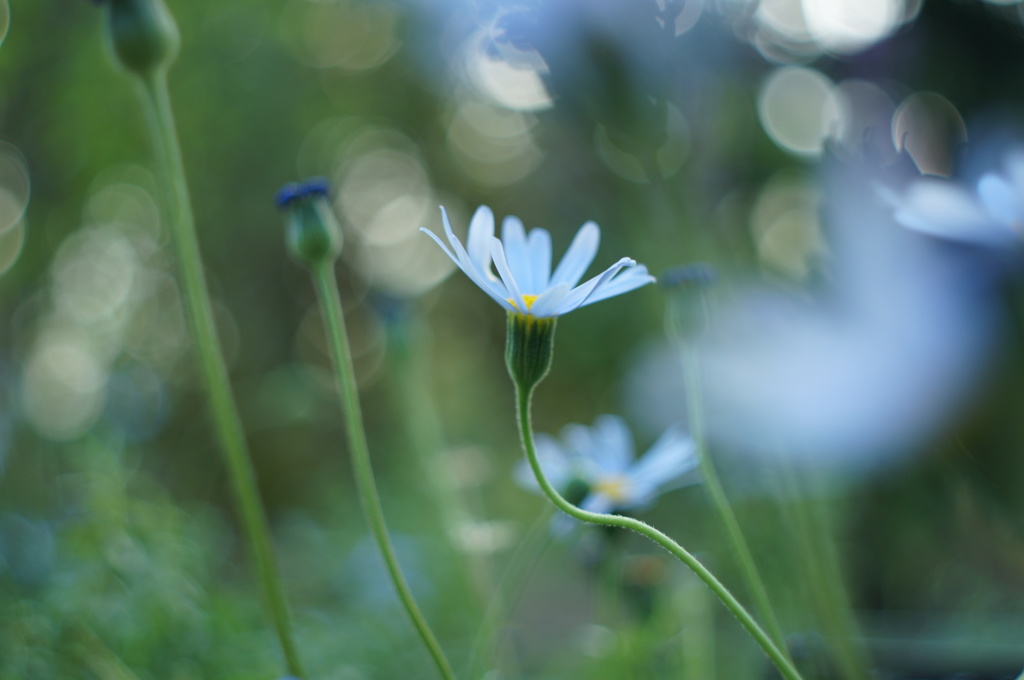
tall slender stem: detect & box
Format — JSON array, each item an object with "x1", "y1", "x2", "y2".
[
  {"x1": 466, "y1": 508, "x2": 553, "y2": 679},
  {"x1": 513, "y1": 383, "x2": 806, "y2": 680},
  {"x1": 136, "y1": 70, "x2": 304, "y2": 678},
  {"x1": 310, "y1": 262, "x2": 457, "y2": 680},
  {"x1": 681, "y1": 342, "x2": 790, "y2": 658},
  {"x1": 782, "y1": 466, "x2": 872, "y2": 680}
]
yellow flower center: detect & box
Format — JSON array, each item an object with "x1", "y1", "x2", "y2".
[
  {"x1": 510, "y1": 294, "x2": 539, "y2": 312},
  {"x1": 592, "y1": 475, "x2": 631, "y2": 504}
]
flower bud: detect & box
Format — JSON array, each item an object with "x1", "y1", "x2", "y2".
[
  {"x1": 100, "y1": 0, "x2": 180, "y2": 76},
  {"x1": 505, "y1": 312, "x2": 556, "y2": 391},
  {"x1": 277, "y1": 178, "x2": 343, "y2": 267}
]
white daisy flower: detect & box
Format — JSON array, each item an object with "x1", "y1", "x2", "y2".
[
  {"x1": 886, "y1": 151, "x2": 1024, "y2": 248},
  {"x1": 421, "y1": 205, "x2": 655, "y2": 317},
  {"x1": 516, "y1": 415, "x2": 700, "y2": 515}
]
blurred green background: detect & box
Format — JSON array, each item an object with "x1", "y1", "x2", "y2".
[{"x1": 5, "y1": 0, "x2": 1024, "y2": 678}]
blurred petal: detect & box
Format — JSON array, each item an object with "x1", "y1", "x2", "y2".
[
  {"x1": 977, "y1": 174, "x2": 1017, "y2": 225},
  {"x1": 590, "y1": 414, "x2": 634, "y2": 473},
  {"x1": 894, "y1": 180, "x2": 1012, "y2": 246},
  {"x1": 629, "y1": 427, "x2": 699, "y2": 489}
]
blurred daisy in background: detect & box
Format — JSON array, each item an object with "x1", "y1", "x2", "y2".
[
  {"x1": 886, "y1": 149, "x2": 1024, "y2": 248},
  {"x1": 515, "y1": 414, "x2": 699, "y2": 517}
]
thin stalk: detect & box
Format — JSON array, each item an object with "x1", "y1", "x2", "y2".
[
  {"x1": 389, "y1": 320, "x2": 491, "y2": 604},
  {"x1": 680, "y1": 342, "x2": 790, "y2": 659},
  {"x1": 781, "y1": 465, "x2": 871, "y2": 680},
  {"x1": 466, "y1": 508, "x2": 553, "y2": 679},
  {"x1": 310, "y1": 262, "x2": 457, "y2": 680},
  {"x1": 514, "y1": 384, "x2": 806, "y2": 680},
  {"x1": 136, "y1": 70, "x2": 304, "y2": 678}
]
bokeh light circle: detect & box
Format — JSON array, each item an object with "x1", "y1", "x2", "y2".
[
  {"x1": 758, "y1": 67, "x2": 846, "y2": 158},
  {"x1": 892, "y1": 91, "x2": 966, "y2": 177}
]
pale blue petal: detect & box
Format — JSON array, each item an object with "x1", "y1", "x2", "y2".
[
  {"x1": 466, "y1": 205, "x2": 496, "y2": 273},
  {"x1": 434, "y1": 208, "x2": 514, "y2": 310},
  {"x1": 550, "y1": 221, "x2": 600, "y2": 288},
  {"x1": 501, "y1": 216, "x2": 534, "y2": 293},
  {"x1": 420, "y1": 227, "x2": 458, "y2": 265},
  {"x1": 579, "y1": 493, "x2": 615, "y2": 516},
  {"x1": 514, "y1": 434, "x2": 572, "y2": 492},
  {"x1": 581, "y1": 265, "x2": 656, "y2": 306},
  {"x1": 589, "y1": 414, "x2": 634, "y2": 474},
  {"x1": 561, "y1": 423, "x2": 595, "y2": 461},
  {"x1": 559, "y1": 258, "x2": 635, "y2": 313},
  {"x1": 1005, "y1": 152, "x2": 1024, "y2": 195},
  {"x1": 977, "y1": 174, "x2": 1017, "y2": 224},
  {"x1": 629, "y1": 427, "x2": 699, "y2": 490},
  {"x1": 528, "y1": 282, "x2": 572, "y2": 318},
  {"x1": 894, "y1": 180, "x2": 1014, "y2": 246},
  {"x1": 490, "y1": 237, "x2": 527, "y2": 312},
  {"x1": 528, "y1": 228, "x2": 552, "y2": 291}
]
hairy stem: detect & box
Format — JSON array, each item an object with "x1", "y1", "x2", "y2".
[{"x1": 514, "y1": 383, "x2": 805, "y2": 680}]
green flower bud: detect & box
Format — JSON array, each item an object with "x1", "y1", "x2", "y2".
[
  {"x1": 505, "y1": 312, "x2": 556, "y2": 391},
  {"x1": 277, "y1": 179, "x2": 343, "y2": 267},
  {"x1": 101, "y1": 0, "x2": 180, "y2": 76}
]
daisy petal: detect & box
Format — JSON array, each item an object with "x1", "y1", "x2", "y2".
[
  {"x1": 550, "y1": 221, "x2": 600, "y2": 288},
  {"x1": 582, "y1": 265, "x2": 656, "y2": 305},
  {"x1": 419, "y1": 227, "x2": 458, "y2": 265},
  {"x1": 629, "y1": 427, "x2": 699, "y2": 490},
  {"x1": 528, "y1": 282, "x2": 572, "y2": 318},
  {"x1": 978, "y1": 174, "x2": 1017, "y2": 225},
  {"x1": 528, "y1": 228, "x2": 552, "y2": 291},
  {"x1": 466, "y1": 205, "x2": 496, "y2": 273},
  {"x1": 580, "y1": 493, "x2": 615, "y2": 515},
  {"x1": 894, "y1": 180, "x2": 1012, "y2": 246},
  {"x1": 433, "y1": 208, "x2": 514, "y2": 310},
  {"x1": 591, "y1": 414, "x2": 634, "y2": 473},
  {"x1": 561, "y1": 257, "x2": 636, "y2": 313},
  {"x1": 501, "y1": 216, "x2": 533, "y2": 293},
  {"x1": 490, "y1": 237, "x2": 527, "y2": 312},
  {"x1": 514, "y1": 433, "x2": 573, "y2": 492}
]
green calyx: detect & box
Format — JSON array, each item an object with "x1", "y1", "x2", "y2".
[
  {"x1": 283, "y1": 195, "x2": 343, "y2": 267},
  {"x1": 103, "y1": 0, "x2": 180, "y2": 76},
  {"x1": 505, "y1": 313, "x2": 556, "y2": 391}
]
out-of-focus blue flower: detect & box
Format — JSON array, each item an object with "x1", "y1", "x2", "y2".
[
  {"x1": 698, "y1": 160, "x2": 1000, "y2": 477},
  {"x1": 421, "y1": 205, "x2": 654, "y2": 317},
  {"x1": 516, "y1": 415, "x2": 699, "y2": 515},
  {"x1": 885, "y1": 151, "x2": 1024, "y2": 248}
]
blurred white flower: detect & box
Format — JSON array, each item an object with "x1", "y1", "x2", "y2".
[
  {"x1": 422, "y1": 205, "x2": 654, "y2": 317},
  {"x1": 515, "y1": 415, "x2": 699, "y2": 514},
  {"x1": 886, "y1": 151, "x2": 1024, "y2": 248}
]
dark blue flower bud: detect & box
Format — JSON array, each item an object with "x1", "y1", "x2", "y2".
[{"x1": 278, "y1": 178, "x2": 342, "y2": 267}]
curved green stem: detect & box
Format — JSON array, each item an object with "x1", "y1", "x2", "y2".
[
  {"x1": 681, "y1": 343, "x2": 790, "y2": 658},
  {"x1": 514, "y1": 383, "x2": 805, "y2": 680},
  {"x1": 310, "y1": 262, "x2": 457, "y2": 680},
  {"x1": 135, "y1": 70, "x2": 304, "y2": 678}
]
